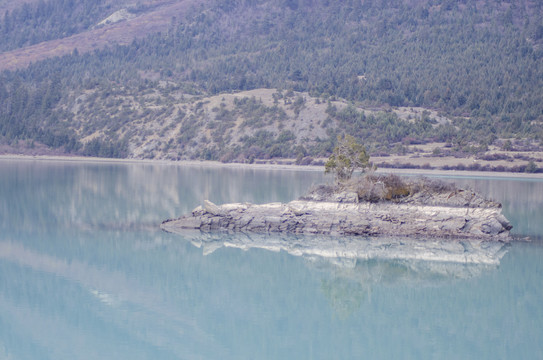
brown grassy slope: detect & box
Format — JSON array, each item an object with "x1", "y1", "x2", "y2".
[{"x1": 0, "y1": 0, "x2": 203, "y2": 71}]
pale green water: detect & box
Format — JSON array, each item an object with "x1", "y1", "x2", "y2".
[{"x1": 0, "y1": 160, "x2": 542, "y2": 359}]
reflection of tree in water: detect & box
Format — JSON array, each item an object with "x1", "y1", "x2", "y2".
[
  {"x1": 321, "y1": 277, "x2": 368, "y2": 320},
  {"x1": 319, "y1": 259, "x2": 416, "y2": 318},
  {"x1": 315, "y1": 256, "x2": 501, "y2": 318}
]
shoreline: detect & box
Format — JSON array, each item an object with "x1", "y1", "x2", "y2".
[{"x1": 1, "y1": 154, "x2": 542, "y2": 180}]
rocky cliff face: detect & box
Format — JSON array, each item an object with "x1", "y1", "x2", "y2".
[{"x1": 162, "y1": 197, "x2": 512, "y2": 240}]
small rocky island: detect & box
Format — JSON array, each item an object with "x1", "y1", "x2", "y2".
[
  {"x1": 162, "y1": 174, "x2": 513, "y2": 240},
  {"x1": 163, "y1": 136, "x2": 512, "y2": 240}
]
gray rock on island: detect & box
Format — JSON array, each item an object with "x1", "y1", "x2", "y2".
[{"x1": 162, "y1": 178, "x2": 513, "y2": 240}]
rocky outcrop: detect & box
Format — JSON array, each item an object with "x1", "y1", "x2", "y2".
[{"x1": 162, "y1": 196, "x2": 513, "y2": 240}]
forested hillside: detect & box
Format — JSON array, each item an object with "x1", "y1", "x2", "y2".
[{"x1": 0, "y1": 0, "x2": 542, "y2": 164}]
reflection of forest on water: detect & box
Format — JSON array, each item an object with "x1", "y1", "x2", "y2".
[
  {"x1": 1, "y1": 161, "x2": 542, "y2": 359},
  {"x1": 0, "y1": 160, "x2": 325, "y2": 233}
]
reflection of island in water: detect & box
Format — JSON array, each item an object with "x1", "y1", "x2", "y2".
[
  {"x1": 185, "y1": 231, "x2": 510, "y2": 317},
  {"x1": 184, "y1": 231, "x2": 510, "y2": 281},
  {"x1": 181, "y1": 231, "x2": 510, "y2": 317}
]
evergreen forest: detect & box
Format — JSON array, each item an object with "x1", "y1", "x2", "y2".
[{"x1": 0, "y1": 0, "x2": 542, "y2": 162}]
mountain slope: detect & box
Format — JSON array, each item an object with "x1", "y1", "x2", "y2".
[
  {"x1": 0, "y1": 0, "x2": 202, "y2": 71},
  {"x1": 0, "y1": 0, "x2": 542, "y2": 166}
]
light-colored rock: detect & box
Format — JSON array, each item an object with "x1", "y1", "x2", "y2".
[
  {"x1": 203, "y1": 200, "x2": 223, "y2": 216},
  {"x1": 161, "y1": 198, "x2": 512, "y2": 240}
]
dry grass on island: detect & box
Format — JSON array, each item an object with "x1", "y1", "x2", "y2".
[{"x1": 303, "y1": 173, "x2": 482, "y2": 205}]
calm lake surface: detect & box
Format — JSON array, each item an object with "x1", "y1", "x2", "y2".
[{"x1": 0, "y1": 159, "x2": 542, "y2": 359}]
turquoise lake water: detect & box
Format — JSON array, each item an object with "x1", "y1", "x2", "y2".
[{"x1": 0, "y1": 160, "x2": 542, "y2": 359}]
